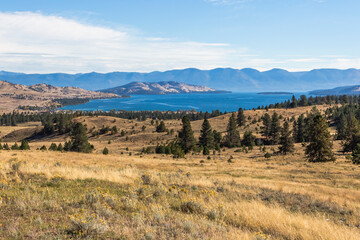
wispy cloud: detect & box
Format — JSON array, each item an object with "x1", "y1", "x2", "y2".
[
  {"x1": 0, "y1": 11, "x2": 243, "y2": 73},
  {"x1": 0, "y1": 11, "x2": 358, "y2": 73}
]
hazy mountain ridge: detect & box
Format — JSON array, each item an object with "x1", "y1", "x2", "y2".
[
  {"x1": 99, "y1": 81, "x2": 230, "y2": 95},
  {"x1": 310, "y1": 85, "x2": 360, "y2": 95},
  {"x1": 1, "y1": 68, "x2": 360, "y2": 92},
  {"x1": 0, "y1": 80, "x2": 119, "y2": 100}
]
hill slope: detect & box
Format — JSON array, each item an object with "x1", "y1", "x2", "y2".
[
  {"x1": 310, "y1": 85, "x2": 360, "y2": 95},
  {"x1": 1, "y1": 68, "x2": 360, "y2": 92},
  {"x1": 99, "y1": 81, "x2": 230, "y2": 95}
]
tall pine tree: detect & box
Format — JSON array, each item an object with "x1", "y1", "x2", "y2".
[
  {"x1": 305, "y1": 115, "x2": 335, "y2": 162},
  {"x1": 269, "y1": 112, "x2": 281, "y2": 145},
  {"x1": 178, "y1": 116, "x2": 196, "y2": 153},
  {"x1": 199, "y1": 118, "x2": 215, "y2": 150},
  {"x1": 223, "y1": 113, "x2": 241, "y2": 148},
  {"x1": 69, "y1": 122, "x2": 93, "y2": 153},
  {"x1": 237, "y1": 108, "x2": 246, "y2": 127},
  {"x1": 261, "y1": 113, "x2": 271, "y2": 141},
  {"x1": 278, "y1": 121, "x2": 294, "y2": 155}
]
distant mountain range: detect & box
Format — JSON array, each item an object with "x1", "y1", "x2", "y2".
[
  {"x1": 1, "y1": 68, "x2": 360, "y2": 92},
  {"x1": 310, "y1": 85, "x2": 360, "y2": 95},
  {"x1": 100, "y1": 81, "x2": 230, "y2": 95}
]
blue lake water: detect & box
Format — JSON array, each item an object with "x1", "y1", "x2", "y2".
[{"x1": 61, "y1": 93, "x2": 307, "y2": 112}]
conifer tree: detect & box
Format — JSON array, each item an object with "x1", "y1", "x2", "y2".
[
  {"x1": 296, "y1": 114, "x2": 306, "y2": 143},
  {"x1": 49, "y1": 143, "x2": 58, "y2": 151},
  {"x1": 11, "y1": 142, "x2": 20, "y2": 150},
  {"x1": 3, "y1": 143, "x2": 10, "y2": 150},
  {"x1": 291, "y1": 95, "x2": 298, "y2": 108},
  {"x1": 278, "y1": 121, "x2": 294, "y2": 155},
  {"x1": 352, "y1": 143, "x2": 360, "y2": 164},
  {"x1": 156, "y1": 121, "x2": 167, "y2": 132},
  {"x1": 237, "y1": 108, "x2": 246, "y2": 127},
  {"x1": 305, "y1": 115, "x2": 335, "y2": 162},
  {"x1": 102, "y1": 147, "x2": 109, "y2": 155},
  {"x1": 199, "y1": 119, "x2": 214, "y2": 150},
  {"x1": 223, "y1": 113, "x2": 241, "y2": 148},
  {"x1": 57, "y1": 143, "x2": 63, "y2": 151},
  {"x1": 178, "y1": 116, "x2": 196, "y2": 153},
  {"x1": 69, "y1": 122, "x2": 93, "y2": 153},
  {"x1": 261, "y1": 113, "x2": 271, "y2": 140},
  {"x1": 342, "y1": 116, "x2": 360, "y2": 153},
  {"x1": 0, "y1": 143, "x2": 3, "y2": 150},
  {"x1": 241, "y1": 131, "x2": 256, "y2": 150},
  {"x1": 269, "y1": 112, "x2": 281, "y2": 145},
  {"x1": 20, "y1": 140, "x2": 30, "y2": 150}
]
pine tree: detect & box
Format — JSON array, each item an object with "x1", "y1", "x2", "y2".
[
  {"x1": 291, "y1": 95, "x2": 298, "y2": 108},
  {"x1": 156, "y1": 121, "x2": 167, "y2": 132},
  {"x1": 278, "y1": 121, "x2": 294, "y2": 155},
  {"x1": 0, "y1": 143, "x2": 3, "y2": 150},
  {"x1": 3, "y1": 143, "x2": 10, "y2": 150},
  {"x1": 49, "y1": 143, "x2": 58, "y2": 151},
  {"x1": 241, "y1": 131, "x2": 256, "y2": 150},
  {"x1": 342, "y1": 116, "x2": 360, "y2": 153},
  {"x1": 178, "y1": 116, "x2": 196, "y2": 153},
  {"x1": 237, "y1": 108, "x2": 246, "y2": 127},
  {"x1": 261, "y1": 113, "x2": 271, "y2": 140},
  {"x1": 296, "y1": 114, "x2": 306, "y2": 143},
  {"x1": 57, "y1": 143, "x2": 63, "y2": 151},
  {"x1": 199, "y1": 119, "x2": 214, "y2": 150},
  {"x1": 352, "y1": 143, "x2": 360, "y2": 164},
  {"x1": 69, "y1": 122, "x2": 93, "y2": 153},
  {"x1": 223, "y1": 113, "x2": 241, "y2": 148},
  {"x1": 11, "y1": 142, "x2": 20, "y2": 150},
  {"x1": 20, "y1": 140, "x2": 30, "y2": 150},
  {"x1": 305, "y1": 115, "x2": 335, "y2": 162},
  {"x1": 102, "y1": 147, "x2": 109, "y2": 155},
  {"x1": 269, "y1": 112, "x2": 281, "y2": 145}
]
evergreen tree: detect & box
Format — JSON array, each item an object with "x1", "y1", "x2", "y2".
[
  {"x1": 299, "y1": 95, "x2": 308, "y2": 106},
  {"x1": 102, "y1": 147, "x2": 109, "y2": 155},
  {"x1": 296, "y1": 114, "x2": 306, "y2": 143},
  {"x1": 11, "y1": 142, "x2": 20, "y2": 150},
  {"x1": 69, "y1": 122, "x2": 93, "y2": 153},
  {"x1": 278, "y1": 121, "x2": 294, "y2": 155},
  {"x1": 291, "y1": 95, "x2": 298, "y2": 108},
  {"x1": 178, "y1": 116, "x2": 196, "y2": 153},
  {"x1": 199, "y1": 119, "x2": 214, "y2": 150},
  {"x1": 336, "y1": 114, "x2": 348, "y2": 140},
  {"x1": 20, "y1": 140, "x2": 30, "y2": 150},
  {"x1": 241, "y1": 131, "x2": 256, "y2": 150},
  {"x1": 237, "y1": 108, "x2": 246, "y2": 127},
  {"x1": 269, "y1": 112, "x2": 281, "y2": 145},
  {"x1": 0, "y1": 143, "x2": 3, "y2": 150},
  {"x1": 49, "y1": 143, "x2": 58, "y2": 151},
  {"x1": 352, "y1": 143, "x2": 360, "y2": 164},
  {"x1": 57, "y1": 143, "x2": 63, "y2": 151},
  {"x1": 156, "y1": 121, "x2": 167, "y2": 132},
  {"x1": 342, "y1": 116, "x2": 360, "y2": 153},
  {"x1": 261, "y1": 113, "x2": 271, "y2": 140},
  {"x1": 40, "y1": 145, "x2": 47, "y2": 151},
  {"x1": 305, "y1": 115, "x2": 335, "y2": 162},
  {"x1": 3, "y1": 143, "x2": 10, "y2": 150},
  {"x1": 223, "y1": 113, "x2": 241, "y2": 148}
]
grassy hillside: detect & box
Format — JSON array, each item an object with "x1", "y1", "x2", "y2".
[{"x1": 1, "y1": 106, "x2": 360, "y2": 239}]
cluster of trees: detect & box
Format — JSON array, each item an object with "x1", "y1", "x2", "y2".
[
  {"x1": 0, "y1": 140, "x2": 30, "y2": 151},
  {"x1": 259, "y1": 94, "x2": 353, "y2": 110},
  {"x1": 329, "y1": 103, "x2": 360, "y2": 164}
]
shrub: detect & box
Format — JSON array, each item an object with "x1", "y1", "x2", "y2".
[
  {"x1": 264, "y1": 152, "x2": 271, "y2": 159},
  {"x1": 102, "y1": 147, "x2": 109, "y2": 155},
  {"x1": 180, "y1": 200, "x2": 203, "y2": 214}
]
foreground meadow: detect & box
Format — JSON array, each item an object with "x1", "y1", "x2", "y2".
[
  {"x1": 1, "y1": 142, "x2": 360, "y2": 239},
  {"x1": 1, "y1": 105, "x2": 360, "y2": 239}
]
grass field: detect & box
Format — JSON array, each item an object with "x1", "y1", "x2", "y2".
[{"x1": 1, "y1": 106, "x2": 360, "y2": 239}]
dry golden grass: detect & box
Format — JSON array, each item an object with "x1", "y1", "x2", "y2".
[{"x1": 1, "y1": 105, "x2": 360, "y2": 239}]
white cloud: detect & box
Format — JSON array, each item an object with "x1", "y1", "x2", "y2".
[
  {"x1": 0, "y1": 11, "x2": 359, "y2": 73},
  {"x1": 0, "y1": 11, "x2": 242, "y2": 73}
]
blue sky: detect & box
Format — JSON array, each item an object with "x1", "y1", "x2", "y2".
[{"x1": 0, "y1": 0, "x2": 359, "y2": 73}]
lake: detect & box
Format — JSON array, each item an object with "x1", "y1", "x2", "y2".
[{"x1": 60, "y1": 93, "x2": 307, "y2": 112}]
